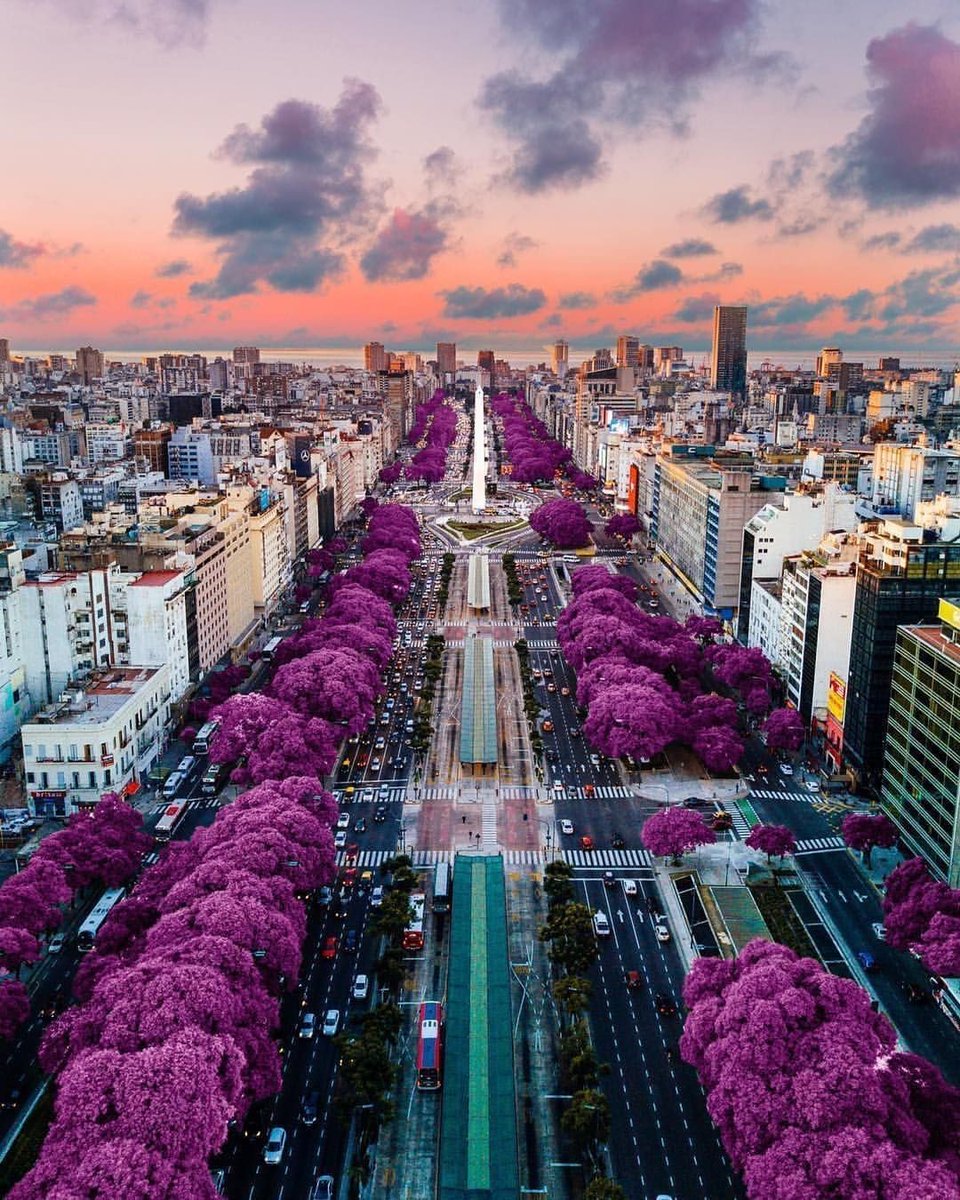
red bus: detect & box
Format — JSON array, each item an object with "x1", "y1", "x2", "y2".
[
  {"x1": 416, "y1": 1001, "x2": 444, "y2": 1090},
  {"x1": 402, "y1": 892, "x2": 425, "y2": 951}
]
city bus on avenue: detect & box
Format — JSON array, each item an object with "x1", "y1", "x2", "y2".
[
  {"x1": 415, "y1": 1001, "x2": 444, "y2": 1091},
  {"x1": 402, "y1": 892, "x2": 425, "y2": 951},
  {"x1": 77, "y1": 887, "x2": 125, "y2": 952}
]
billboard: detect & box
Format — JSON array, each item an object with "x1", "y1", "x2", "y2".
[
  {"x1": 827, "y1": 673, "x2": 846, "y2": 724},
  {"x1": 294, "y1": 436, "x2": 312, "y2": 479}
]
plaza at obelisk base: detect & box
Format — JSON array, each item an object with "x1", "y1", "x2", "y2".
[{"x1": 471, "y1": 383, "x2": 486, "y2": 513}]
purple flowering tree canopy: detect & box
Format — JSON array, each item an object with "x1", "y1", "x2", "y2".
[{"x1": 641, "y1": 808, "x2": 716, "y2": 863}]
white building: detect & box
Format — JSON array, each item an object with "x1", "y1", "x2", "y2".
[
  {"x1": 870, "y1": 445, "x2": 960, "y2": 521},
  {"x1": 21, "y1": 664, "x2": 171, "y2": 818}
]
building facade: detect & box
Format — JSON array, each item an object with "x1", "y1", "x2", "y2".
[{"x1": 710, "y1": 306, "x2": 748, "y2": 398}]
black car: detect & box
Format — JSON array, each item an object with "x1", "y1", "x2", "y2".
[
  {"x1": 373, "y1": 806, "x2": 387, "y2": 823},
  {"x1": 611, "y1": 832, "x2": 625, "y2": 849},
  {"x1": 655, "y1": 992, "x2": 677, "y2": 1016},
  {"x1": 301, "y1": 1090, "x2": 319, "y2": 1126},
  {"x1": 354, "y1": 817, "x2": 367, "y2": 834},
  {"x1": 602, "y1": 870, "x2": 616, "y2": 887},
  {"x1": 344, "y1": 928, "x2": 358, "y2": 952},
  {"x1": 904, "y1": 982, "x2": 930, "y2": 1004}
]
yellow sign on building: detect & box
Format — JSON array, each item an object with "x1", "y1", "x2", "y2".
[
  {"x1": 827, "y1": 673, "x2": 846, "y2": 724},
  {"x1": 938, "y1": 597, "x2": 960, "y2": 632}
]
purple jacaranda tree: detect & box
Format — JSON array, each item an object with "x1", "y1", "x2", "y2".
[
  {"x1": 0, "y1": 871, "x2": 68, "y2": 936},
  {"x1": 0, "y1": 974, "x2": 30, "y2": 1039},
  {"x1": 691, "y1": 723, "x2": 745, "y2": 773},
  {"x1": 379, "y1": 462, "x2": 404, "y2": 485},
  {"x1": 884, "y1": 872, "x2": 958, "y2": 957},
  {"x1": 210, "y1": 693, "x2": 303, "y2": 763},
  {"x1": 763, "y1": 707, "x2": 805, "y2": 753},
  {"x1": 841, "y1": 811, "x2": 898, "y2": 866},
  {"x1": 323, "y1": 583, "x2": 398, "y2": 639},
  {"x1": 359, "y1": 496, "x2": 378, "y2": 519},
  {"x1": 0, "y1": 926, "x2": 40, "y2": 976},
  {"x1": 684, "y1": 615, "x2": 724, "y2": 642},
  {"x1": 706, "y1": 644, "x2": 775, "y2": 714},
  {"x1": 245, "y1": 715, "x2": 340, "y2": 784},
  {"x1": 745, "y1": 824, "x2": 797, "y2": 863},
  {"x1": 915, "y1": 912, "x2": 960, "y2": 978},
  {"x1": 883, "y1": 857, "x2": 932, "y2": 909},
  {"x1": 575, "y1": 658, "x2": 664, "y2": 708},
  {"x1": 561, "y1": 614, "x2": 646, "y2": 673},
  {"x1": 605, "y1": 513, "x2": 640, "y2": 539},
  {"x1": 583, "y1": 682, "x2": 685, "y2": 761},
  {"x1": 569, "y1": 564, "x2": 639, "y2": 602},
  {"x1": 530, "y1": 498, "x2": 592, "y2": 548},
  {"x1": 642, "y1": 807, "x2": 716, "y2": 864},
  {"x1": 339, "y1": 548, "x2": 413, "y2": 605},
  {"x1": 271, "y1": 646, "x2": 380, "y2": 731}
]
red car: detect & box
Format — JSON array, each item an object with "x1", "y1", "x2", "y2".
[
  {"x1": 321, "y1": 936, "x2": 338, "y2": 960},
  {"x1": 580, "y1": 835, "x2": 595, "y2": 851}
]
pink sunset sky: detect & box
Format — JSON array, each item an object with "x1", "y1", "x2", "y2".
[{"x1": 2, "y1": 0, "x2": 960, "y2": 358}]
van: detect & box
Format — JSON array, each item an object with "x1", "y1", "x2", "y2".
[
  {"x1": 162, "y1": 772, "x2": 183, "y2": 799},
  {"x1": 593, "y1": 911, "x2": 611, "y2": 939}
]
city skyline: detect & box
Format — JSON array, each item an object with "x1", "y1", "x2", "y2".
[{"x1": 3, "y1": 1, "x2": 960, "y2": 354}]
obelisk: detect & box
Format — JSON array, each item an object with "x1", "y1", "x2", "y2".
[{"x1": 471, "y1": 382, "x2": 486, "y2": 513}]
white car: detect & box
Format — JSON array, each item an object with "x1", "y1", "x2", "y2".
[
  {"x1": 352, "y1": 974, "x2": 369, "y2": 1000},
  {"x1": 322, "y1": 1009, "x2": 341, "y2": 1037},
  {"x1": 655, "y1": 922, "x2": 671, "y2": 943},
  {"x1": 263, "y1": 1127, "x2": 287, "y2": 1165},
  {"x1": 334, "y1": 831, "x2": 347, "y2": 849},
  {"x1": 622, "y1": 879, "x2": 638, "y2": 897},
  {"x1": 299, "y1": 1011, "x2": 316, "y2": 1038},
  {"x1": 780, "y1": 763, "x2": 794, "y2": 776},
  {"x1": 872, "y1": 922, "x2": 886, "y2": 941},
  {"x1": 336, "y1": 812, "x2": 351, "y2": 830},
  {"x1": 805, "y1": 780, "x2": 820, "y2": 792},
  {"x1": 559, "y1": 819, "x2": 574, "y2": 835}
]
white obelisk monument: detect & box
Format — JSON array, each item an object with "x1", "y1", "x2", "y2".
[{"x1": 471, "y1": 382, "x2": 486, "y2": 513}]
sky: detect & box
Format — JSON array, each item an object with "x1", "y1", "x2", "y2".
[{"x1": 3, "y1": 0, "x2": 960, "y2": 359}]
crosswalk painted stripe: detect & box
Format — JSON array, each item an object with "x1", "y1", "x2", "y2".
[
  {"x1": 795, "y1": 836, "x2": 844, "y2": 854},
  {"x1": 334, "y1": 847, "x2": 655, "y2": 869}
]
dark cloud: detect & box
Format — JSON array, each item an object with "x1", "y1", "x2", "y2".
[
  {"x1": 777, "y1": 218, "x2": 824, "y2": 237},
  {"x1": 661, "y1": 238, "x2": 717, "y2": 259},
  {"x1": 611, "y1": 260, "x2": 684, "y2": 302},
  {"x1": 44, "y1": 0, "x2": 214, "y2": 48},
  {"x1": 750, "y1": 293, "x2": 835, "y2": 326},
  {"x1": 673, "y1": 292, "x2": 722, "y2": 323},
  {"x1": 701, "y1": 185, "x2": 774, "y2": 224},
  {"x1": 480, "y1": 0, "x2": 774, "y2": 192},
  {"x1": 698, "y1": 262, "x2": 743, "y2": 283},
  {"x1": 173, "y1": 83, "x2": 385, "y2": 299},
  {"x1": 862, "y1": 231, "x2": 902, "y2": 251},
  {"x1": 840, "y1": 290, "x2": 876, "y2": 321},
  {"x1": 877, "y1": 266, "x2": 960, "y2": 320},
  {"x1": 497, "y1": 232, "x2": 539, "y2": 268},
  {"x1": 828, "y1": 25, "x2": 960, "y2": 208},
  {"x1": 360, "y1": 205, "x2": 451, "y2": 282},
  {"x1": 439, "y1": 283, "x2": 546, "y2": 320},
  {"x1": 423, "y1": 146, "x2": 460, "y2": 189},
  {"x1": 0, "y1": 286, "x2": 96, "y2": 323},
  {"x1": 0, "y1": 229, "x2": 45, "y2": 269},
  {"x1": 557, "y1": 291, "x2": 596, "y2": 310},
  {"x1": 902, "y1": 224, "x2": 960, "y2": 255},
  {"x1": 130, "y1": 290, "x2": 152, "y2": 309},
  {"x1": 542, "y1": 312, "x2": 565, "y2": 328},
  {"x1": 155, "y1": 258, "x2": 192, "y2": 277}
]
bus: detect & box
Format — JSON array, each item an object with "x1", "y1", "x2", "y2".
[
  {"x1": 192, "y1": 720, "x2": 221, "y2": 755},
  {"x1": 402, "y1": 892, "x2": 425, "y2": 950},
  {"x1": 262, "y1": 636, "x2": 283, "y2": 662},
  {"x1": 433, "y1": 862, "x2": 451, "y2": 914},
  {"x1": 415, "y1": 1001, "x2": 444, "y2": 1091},
  {"x1": 154, "y1": 800, "x2": 190, "y2": 843},
  {"x1": 77, "y1": 887, "x2": 125, "y2": 952}
]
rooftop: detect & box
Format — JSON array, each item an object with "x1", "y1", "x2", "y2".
[{"x1": 23, "y1": 666, "x2": 165, "y2": 727}]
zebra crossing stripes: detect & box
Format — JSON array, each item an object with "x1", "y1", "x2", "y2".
[
  {"x1": 727, "y1": 808, "x2": 752, "y2": 839},
  {"x1": 334, "y1": 785, "x2": 406, "y2": 804},
  {"x1": 500, "y1": 786, "x2": 540, "y2": 801},
  {"x1": 417, "y1": 785, "x2": 457, "y2": 801},
  {"x1": 748, "y1": 788, "x2": 806, "y2": 802},
  {"x1": 560, "y1": 785, "x2": 634, "y2": 800},
  {"x1": 333, "y1": 847, "x2": 655, "y2": 869},
  {"x1": 525, "y1": 640, "x2": 559, "y2": 650},
  {"x1": 559, "y1": 848, "x2": 653, "y2": 868},
  {"x1": 794, "y1": 836, "x2": 845, "y2": 855}
]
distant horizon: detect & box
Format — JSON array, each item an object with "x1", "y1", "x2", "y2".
[{"x1": 10, "y1": 345, "x2": 960, "y2": 373}]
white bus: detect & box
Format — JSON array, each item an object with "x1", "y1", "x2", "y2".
[
  {"x1": 192, "y1": 720, "x2": 221, "y2": 755},
  {"x1": 262, "y1": 636, "x2": 283, "y2": 662},
  {"x1": 76, "y1": 887, "x2": 125, "y2": 952},
  {"x1": 154, "y1": 800, "x2": 190, "y2": 843}
]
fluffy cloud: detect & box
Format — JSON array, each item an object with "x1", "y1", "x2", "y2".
[
  {"x1": 661, "y1": 238, "x2": 717, "y2": 259},
  {"x1": 360, "y1": 205, "x2": 451, "y2": 282},
  {"x1": 673, "y1": 292, "x2": 722, "y2": 323},
  {"x1": 439, "y1": 283, "x2": 546, "y2": 319},
  {"x1": 43, "y1": 0, "x2": 214, "y2": 47},
  {"x1": 0, "y1": 286, "x2": 96, "y2": 323},
  {"x1": 479, "y1": 0, "x2": 772, "y2": 192},
  {"x1": 611, "y1": 260, "x2": 685, "y2": 301},
  {"x1": 902, "y1": 224, "x2": 960, "y2": 255},
  {"x1": 173, "y1": 83, "x2": 385, "y2": 299},
  {"x1": 155, "y1": 258, "x2": 192, "y2": 277},
  {"x1": 423, "y1": 146, "x2": 460, "y2": 189},
  {"x1": 701, "y1": 185, "x2": 774, "y2": 224},
  {"x1": 0, "y1": 229, "x2": 45, "y2": 269},
  {"x1": 557, "y1": 291, "x2": 596, "y2": 309},
  {"x1": 829, "y1": 25, "x2": 960, "y2": 209},
  {"x1": 497, "y1": 232, "x2": 538, "y2": 268}
]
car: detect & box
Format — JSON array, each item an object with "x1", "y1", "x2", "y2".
[
  {"x1": 590, "y1": 753, "x2": 601, "y2": 766},
  {"x1": 313, "y1": 1177, "x2": 335, "y2": 1200},
  {"x1": 583, "y1": 783, "x2": 595, "y2": 798},
  {"x1": 359, "y1": 870, "x2": 373, "y2": 891},
  {"x1": 655, "y1": 992, "x2": 677, "y2": 1016},
  {"x1": 560, "y1": 686, "x2": 570, "y2": 696},
  {"x1": 805, "y1": 780, "x2": 821, "y2": 792},
  {"x1": 352, "y1": 974, "x2": 369, "y2": 1000},
  {"x1": 334, "y1": 831, "x2": 347, "y2": 849},
  {"x1": 592, "y1": 910, "x2": 611, "y2": 938},
  {"x1": 622, "y1": 879, "x2": 638, "y2": 896},
  {"x1": 546, "y1": 683, "x2": 556, "y2": 693},
  {"x1": 602, "y1": 870, "x2": 616, "y2": 887},
  {"x1": 856, "y1": 949, "x2": 877, "y2": 972},
  {"x1": 340, "y1": 756, "x2": 352, "y2": 769},
  {"x1": 780, "y1": 762, "x2": 794, "y2": 775},
  {"x1": 301, "y1": 1090, "x2": 320, "y2": 1126},
  {"x1": 580, "y1": 835, "x2": 595, "y2": 851},
  {"x1": 263, "y1": 1127, "x2": 287, "y2": 1165},
  {"x1": 559, "y1": 819, "x2": 574, "y2": 835},
  {"x1": 655, "y1": 922, "x2": 671, "y2": 943},
  {"x1": 871, "y1": 922, "x2": 886, "y2": 941},
  {"x1": 321, "y1": 936, "x2": 338, "y2": 959},
  {"x1": 374, "y1": 805, "x2": 387, "y2": 822},
  {"x1": 611, "y1": 832, "x2": 625, "y2": 849},
  {"x1": 345, "y1": 843, "x2": 359, "y2": 862},
  {"x1": 299, "y1": 1011, "x2": 316, "y2": 1038},
  {"x1": 684, "y1": 796, "x2": 711, "y2": 809},
  {"x1": 374, "y1": 736, "x2": 386, "y2": 749},
  {"x1": 48, "y1": 934, "x2": 66, "y2": 954},
  {"x1": 904, "y1": 982, "x2": 930, "y2": 1004},
  {"x1": 317, "y1": 885, "x2": 333, "y2": 908},
  {"x1": 344, "y1": 928, "x2": 358, "y2": 952},
  {"x1": 341, "y1": 866, "x2": 357, "y2": 889},
  {"x1": 371, "y1": 758, "x2": 382, "y2": 771},
  {"x1": 355, "y1": 817, "x2": 367, "y2": 834},
  {"x1": 541, "y1": 720, "x2": 554, "y2": 733},
  {"x1": 711, "y1": 811, "x2": 733, "y2": 831},
  {"x1": 322, "y1": 1009, "x2": 341, "y2": 1036},
  {"x1": 337, "y1": 812, "x2": 351, "y2": 830},
  {"x1": 625, "y1": 969, "x2": 643, "y2": 990}
]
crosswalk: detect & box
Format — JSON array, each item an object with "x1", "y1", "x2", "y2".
[
  {"x1": 525, "y1": 640, "x2": 559, "y2": 650},
  {"x1": 334, "y1": 785, "x2": 406, "y2": 805},
  {"x1": 794, "y1": 836, "x2": 845, "y2": 855},
  {"x1": 558, "y1": 785, "x2": 634, "y2": 800},
  {"x1": 334, "y1": 847, "x2": 654, "y2": 869},
  {"x1": 726, "y1": 807, "x2": 753, "y2": 839},
  {"x1": 416, "y1": 785, "x2": 458, "y2": 801}
]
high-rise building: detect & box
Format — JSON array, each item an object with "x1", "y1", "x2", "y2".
[
  {"x1": 844, "y1": 519, "x2": 960, "y2": 790},
  {"x1": 437, "y1": 342, "x2": 456, "y2": 378},
  {"x1": 709, "y1": 306, "x2": 747, "y2": 397},
  {"x1": 76, "y1": 346, "x2": 105, "y2": 385},
  {"x1": 551, "y1": 341, "x2": 569, "y2": 380},
  {"x1": 364, "y1": 342, "x2": 387, "y2": 373},
  {"x1": 232, "y1": 346, "x2": 260, "y2": 365},
  {"x1": 477, "y1": 350, "x2": 495, "y2": 375},
  {"x1": 0, "y1": 339, "x2": 10, "y2": 363},
  {"x1": 616, "y1": 336, "x2": 639, "y2": 368},
  {"x1": 815, "y1": 347, "x2": 843, "y2": 379},
  {"x1": 871, "y1": 444, "x2": 960, "y2": 520},
  {"x1": 882, "y1": 598, "x2": 960, "y2": 886}
]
